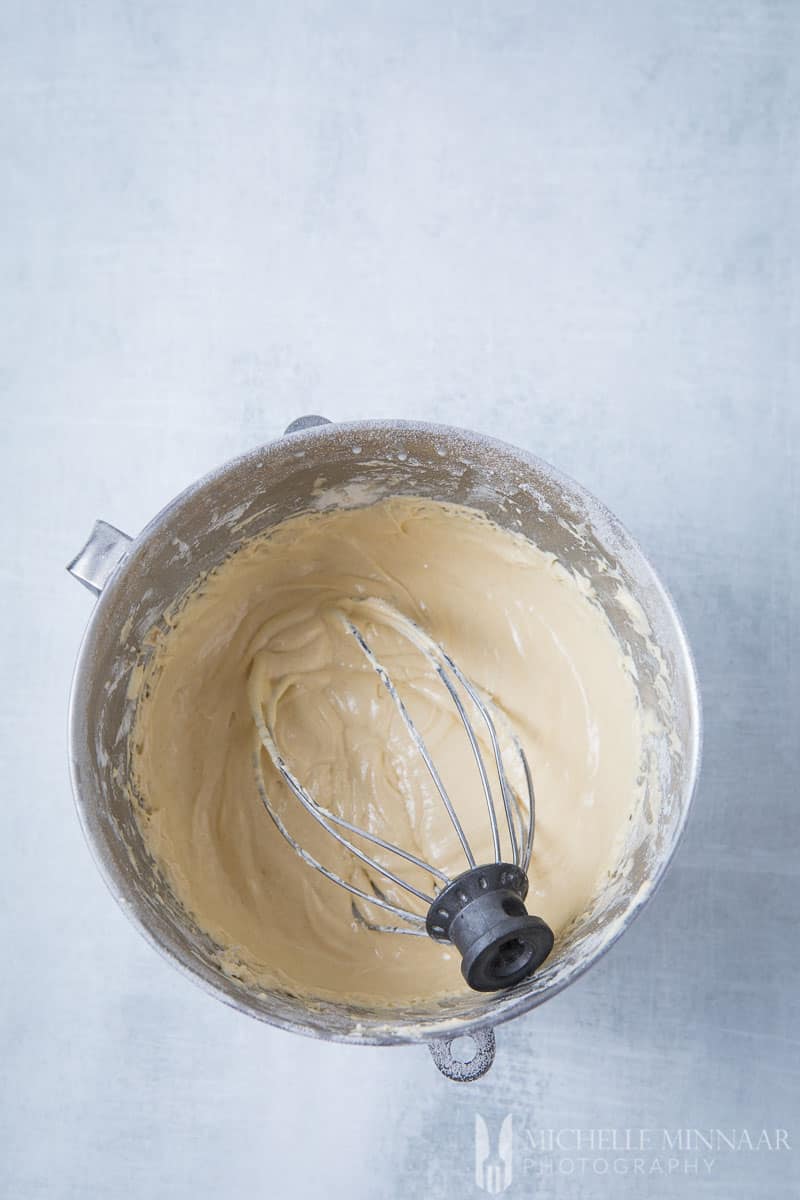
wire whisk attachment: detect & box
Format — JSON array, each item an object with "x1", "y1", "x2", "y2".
[{"x1": 249, "y1": 597, "x2": 554, "y2": 991}]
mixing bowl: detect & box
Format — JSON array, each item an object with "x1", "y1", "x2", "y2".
[{"x1": 67, "y1": 417, "x2": 701, "y2": 1080}]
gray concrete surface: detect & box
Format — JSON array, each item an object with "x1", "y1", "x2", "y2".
[{"x1": 1, "y1": 2, "x2": 798, "y2": 1196}]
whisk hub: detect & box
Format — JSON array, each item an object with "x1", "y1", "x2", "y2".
[{"x1": 425, "y1": 864, "x2": 554, "y2": 992}]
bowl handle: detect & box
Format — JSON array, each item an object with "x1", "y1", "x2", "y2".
[
  {"x1": 428, "y1": 1027, "x2": 496, "y2": 1082},
  {"x1": 66, "y1": 520, "x2": 132, "y2": 595},
  {"x1": 283, "y1": 414, "x2": 332, "y2": 435}
]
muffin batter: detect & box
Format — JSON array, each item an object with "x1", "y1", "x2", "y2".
[{"x1": 130, "y1": 497, "x2": 643, "y2": 1005}]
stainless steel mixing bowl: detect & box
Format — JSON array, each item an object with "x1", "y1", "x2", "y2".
[{"x1": 67, "y1": 417, "x2": 701, "y2": 1080}]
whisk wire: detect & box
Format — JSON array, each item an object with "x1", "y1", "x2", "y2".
[
  {"x1": 250, "y1": 700, "x2": 441, "y2": 907},
  {"x1": 341, "y1": 617, "x2": 479, "y2": 870},
  {"x1": 252, "y1": 744, "x2": 428, "y2": 925},
  {"x1": 248, "y1": 598, "x2": 540, "y2": 944},
  {"x1": 520, "y1": 744, "x2": 536, "y2": 872},
  {"x1": 424, "y1": 643, "x2": 520, "y2": 867},
  {"x1": 346, "y1": 601, "x2": 523, "y2": 867}
]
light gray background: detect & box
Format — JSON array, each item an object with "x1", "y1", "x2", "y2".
[{"x1": 2, "y1": 2, "x2": 798, "y2": 1197}]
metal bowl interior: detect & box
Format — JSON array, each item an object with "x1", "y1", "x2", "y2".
[{"x1": 68, "y1": 420, "x2": 701, "y2": 1045}]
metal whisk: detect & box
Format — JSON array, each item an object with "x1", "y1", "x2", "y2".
[{"x1": 248, "y1": 597, "x2": 554, "y2": 992}]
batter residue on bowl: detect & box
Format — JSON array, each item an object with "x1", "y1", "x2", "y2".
[{"x1": 129, "y1": 496, "x2": 644, "y2": 1005}]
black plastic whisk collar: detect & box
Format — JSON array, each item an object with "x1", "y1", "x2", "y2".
[{"x1": 426, "y1": 863, "x2": 554, "y2": 992}]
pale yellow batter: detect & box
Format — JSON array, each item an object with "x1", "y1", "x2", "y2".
[{"x1": 130, "y1": 497, "x2": 643, "y2": 1005}]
